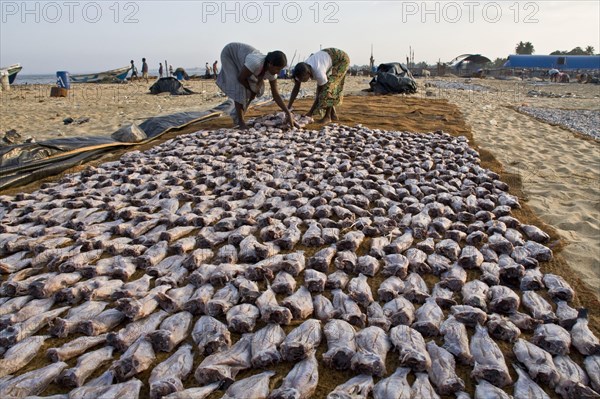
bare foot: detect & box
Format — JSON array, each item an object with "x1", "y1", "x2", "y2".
[{"x1": 316, "y1": 116, "x2": 332, "y2": 124}]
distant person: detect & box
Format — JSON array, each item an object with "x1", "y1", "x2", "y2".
[
  {"x1": 549, "y1": 68, "x2": 559, "y2": 82},
  {"x1": 130, "y1": 60, "x2": 138, "y2": 81},
  {"x1": 213, "y1": 60, "x2": 219, "y2": 78},
  {"x1": 141, "y1": 58, "x2": 149, "y2": 83},
  {"x1": 216, "y1": 42, "x2": 296, "y2": 130},
  {"x1": 159, "y1": 63, "x2": 164, "y2": 78},
  {"x1": 205, "y1": 62, "x2": 212, "y2": 78},
  {"x1": 557, "y1": 72, "x2": 570, "y2": 83},
  {"x1": 169, "y1": 65, "x2": 173, "y2": 76},
  {"x1": 288, "y1": 48, "x2": 350, "y2": 123}
]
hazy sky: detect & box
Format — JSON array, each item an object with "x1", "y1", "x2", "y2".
[{"x1": 1, "y1": 0, "x2": 599, "y2": 74}]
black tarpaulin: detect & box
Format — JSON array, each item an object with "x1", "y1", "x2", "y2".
[{"x1": 369, "y1": 63, "x2": 418, "y2": 95}]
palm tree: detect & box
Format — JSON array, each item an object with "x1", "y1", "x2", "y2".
[
  {"x1": 585, "y1": 46, "x2": 595, "y2": 55},
  {"x1": 515, "y1": 41, "x2": 535, "y2": 55}
]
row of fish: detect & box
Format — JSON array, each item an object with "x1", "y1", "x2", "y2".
[{"x1": 0, "y1": 122, "x2": 598, "y2": 398}]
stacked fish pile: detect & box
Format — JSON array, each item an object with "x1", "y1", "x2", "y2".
[
  {"x1": 247, "y1": 112, "x2": 314, "y2": 130},
  {"x1": 0, "y1": 122, "x2": 598, "y2": 399}
]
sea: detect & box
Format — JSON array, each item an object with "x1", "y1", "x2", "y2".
[{"x1": 14, "y1": 68, "x2": 208, "y2": 85}]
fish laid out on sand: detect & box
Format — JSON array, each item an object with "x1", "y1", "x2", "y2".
[{"x1": 0, "y1": 121, "x2": 599, "y2": 398}]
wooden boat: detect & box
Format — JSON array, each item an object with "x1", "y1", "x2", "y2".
[
  {"x1": 0, "y1": 64, "x2": 23, "y2": 84},
  {"x1": 69, "y1": 66, "x2": 131, "y2": 83}
]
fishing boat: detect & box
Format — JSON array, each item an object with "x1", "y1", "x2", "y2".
[
  {"x1": 0, "y1": 63, "x2": 23, "y2": 84},
  {"x1": 69, "y1": 65, "x2": 131, "y2": 83}
]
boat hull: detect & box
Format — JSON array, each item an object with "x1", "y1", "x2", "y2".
[{"x1": 70, "y1": 66, "x2": 131, "y2": 83}]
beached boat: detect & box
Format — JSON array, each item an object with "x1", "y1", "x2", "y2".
[
  {"x1": 0, "y1": 63, "x2": 23, "y2": 84},
  {"x1": 69, "y1": 66, "x2": 131, "y2": 83}
]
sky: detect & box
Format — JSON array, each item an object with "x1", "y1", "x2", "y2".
[{"x1": 1, "y1": 0, "x2": 599, "y2": 74}]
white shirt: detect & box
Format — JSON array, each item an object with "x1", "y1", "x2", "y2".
[
  {"x1": 305, "y1": 51, "x2": 333, "y2": 86},
  {"x1": 244, "y1": 53, "x2": 277, "y2": 81}
]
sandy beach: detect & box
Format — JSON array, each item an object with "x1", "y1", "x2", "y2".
[{"x1": 2, "y1": 75, "x2": 598, "y2": 296}]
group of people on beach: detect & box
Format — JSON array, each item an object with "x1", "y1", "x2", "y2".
[{"x1": 215, "y1": 42, "x2": 350, "y2": 130}]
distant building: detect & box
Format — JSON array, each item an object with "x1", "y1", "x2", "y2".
[
  {"x1": 503, "y1": 55, "x2": 600, "y2": 70},
  {"x1": 448, "y1": 54, "x2": 491, "y2": 76}
]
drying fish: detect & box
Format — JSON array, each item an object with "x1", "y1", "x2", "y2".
[
  {"x1": 431, "y1": 282, "x2": 458, "y2": 308},
  {"x1": 222, "y1": 370, "x2": 275, "y2": 399},
  {"x1": 333, "y1": 289, "x2": 367, "y2": 328},
  {"x1": 554, "y1": 355, "x2": 598, "y2": 399},
  {"x1": 498, "y1": 254, "x2": 525, "y2": 281},
  {"x1": 192, "y1": 315, "x2": 231, "y2": 356},
  {"x1": 337, "y1": 231, "x2": 365, "y2": 252},
  {"x1": 372, "y1": 367, "x2": 412, "y2": 399},
  {"x1": 304, "y1": 269, "x2": 327, "y2": 292},
  {"x1": 356, "y1": 255, "x2": 381, "y2": 276},
  {"x1": 523, "y1": 240, "x2": 553, "y2": 262},
  {"x1": 0, "y1": 297, "x2": 55, "y2": 329},
  {"x1": 384, "y1": 231, "x2": 414, "y2": 255},
  {"x1": 378, "y1": 276, "x2": 404, "y2": 303},
  {"x1": 206, "y1": 283, "x2": 239, "y2": 317},
  {"x1": 50, "y1": 300, "x2": 107, "y2": 338},
  {"x1": 323, "y1": 319, "x2": 357, "y2": 371},
  {"x1": 115, "y1": 285, "x2": 169, "y2": 320},
  {"x1": 470, "y1": 324, "x2": 512, "y2": 387},
  {"x1": 148, "y1": 311, "x2": 193, "y2": 352},
  {"x1": 473, "y1": 380, "x2": 512, "y2": 399},
  {"x1": 111, "y1": 275, "x2": 152, "y2": 300},
  {"x1": 272, "y1": 271, "x2": 296, "y2": 295},
  {"x1": 183, "y1": 284, "x2": 214, "y2": 315},
  {"x1": 256, "y1": 286, "x2": 292, "y2": 325},
  {"x1": 571, "y1": 309, "x2": 600, "y2": 355},
  {"x1": 520, "y1": 268, "x2": 545, "y2": 291},
  {"x1": 556, "y1": 300, "x2": 579, "y2": 330},
  {"x1": 161, "y1": 383, "x2": 220, "y2": 399},
  {"x1": 508, "y1": 311, "x2": 543, "y2": 332},
  {"x1": 29, "y1": 272, "x2": 82, "y2": 298},
  {"x1": 226, "y1": 304, "x2": 260, "y2": 333},
  {"x1": 308, "y1": 246, "x2": 336, "y2": 272},
  {"x1": 246, "y1": 255, "x2": 283, "y2": 281},
  {"x1": 0, "y1": 306, "x2": 68, "y2": 346},
  {"x1": 411, "y1": 372, "x2": 441, "y2": 399},
  {"x1": 208, "y1": 263, "x2": 245, "y2": 286},
  {"x1": 348, "y1": 274, "x2": 374, "y2": 307},
  {"x1": 458, "y1": 245, "x2": 484, "y2": 269},
  {"x1": 280, "y1": 319, "x2": 322, "y2": 362},
  {"x1": 487, "y1": 314, "x2": 520, "y2": 342},
  {"x1": 182, "y1": 248, "x2": 215, "y2": 271},
  {"x1": 522, "y1": 290, "x2": 557, "y2": 323},
  {"x1": 389, "y1": 325, "x2": 431, "y2": 372},
  {"x1": 112, "y1": 336, "x2": 156, "y2": 382},
  {"x1": 532, "y1": 323, "x2": 572, "y2": 355},
  {"x1": 480, "y1": 262, "x2": 500, "y2": 286},
  {"x1": 327, "y1": 374, "x2": 374, "y2": 399},
  {"x1": 403, "y1": 272, "x2": 429, "y2": 303},
  {"x1": 487, "y1": 285, "x2": 520, "y2": 314},
  {"x1": 440, "y1": 316, "x2": 473, "y2": 365},
  {"x1": 367, "y1": 302, "x2": 391, "y2": 331},
  {"x1": 57, "y1": 346, "x2": 114, "y2": 387},
  {"x1": 370, "y1": 236, "x2": 390, "y2": 259},
  {"x1": 0, "y1": 335, "x2": 49, "y2": 378},
  {"x1": 327, "y1": 270, "x2": 350, "y2": 290},
  {"x1": 148, "y1": 344, "x2": 194, "y2": 399},
  {"x1": 194, "y1": 333, "x2": 253, "y2": 387},
  {"x1": 513, "y1": 339, "x2": 560, "y2": 386},
  {"x1": 584, "y1": 356, "x2": 600, "y2": 393},
  {"x1": 269, "y1": 351, "x2": 318, "y2": 399},
  {"x1": 513, "y1": 365, "x2": 551, "y2": 399},
  {"x1": 383, "y1": 296, "x2": 415, "y2": 327},
  {"x1": 462, "y1": 280, "x2": 489, "y2": 310},
  {"x1": 412, "y1": 297, "x2": 444, "y2": 337},
  {"x1": 427, "y1": 340, "x2": 465, "y2": 395},
  {"x1": 382, "y1": 254, "x2": 409, "y2": 278},
  {"x1": 46, "y1": 334, "x2": 107, "y2": 362},
  {"x1": 156, "y1": 284, "x2": 196, "y2": 313},
  {"x1": 251, "y1": 323, "x2": 286, "y2": 368},
  {"x1": 451, "y1": 305, "x2": 487, "y2": 327},
  {"x1": 440, "y1": 264, "x2": 467, "y2": 291},
  {"x1": 351, "y1": 326, "x2": 391, "y2": 377},
  {"x1": 543, "y1": 274, "x2": 575, "y2": 302},
  {"x1": 313, "y1": 294, "x2": 339, "y2": 321},
  {"x1": 0, "y1": 361, "x2": 67, "y2": 398}
]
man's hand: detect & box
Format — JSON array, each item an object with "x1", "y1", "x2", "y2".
[{"x1": 286, "y1": 112, "x2": 298, "y2": 129}]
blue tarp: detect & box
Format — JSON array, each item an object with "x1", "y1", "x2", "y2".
[{"x1": 503, "y1": 55, "x2": 600, "y2": 70}]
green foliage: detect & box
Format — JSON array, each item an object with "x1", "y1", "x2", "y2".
[{"x1": 515, "y1": 41, "x2": 535, "y2": 55}]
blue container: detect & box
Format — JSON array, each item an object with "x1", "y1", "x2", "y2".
[
  {"x1": 176, "y1": 71, "x2": 183, "y2": 80},
  {"x1": 56, "y1": 71, "x2": 70, "y2": 89}
]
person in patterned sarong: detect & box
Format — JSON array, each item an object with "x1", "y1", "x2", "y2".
[
  {"x1": 216, "y1": 42, "x2": 296, "y2": 129},
  {"x1": 288, "y1": 48, "x2": 350, "y2": 123}
]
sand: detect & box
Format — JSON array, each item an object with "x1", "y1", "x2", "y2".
[{"x1": 1, "y1": 75, "x2": 599, "y2": 298}]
